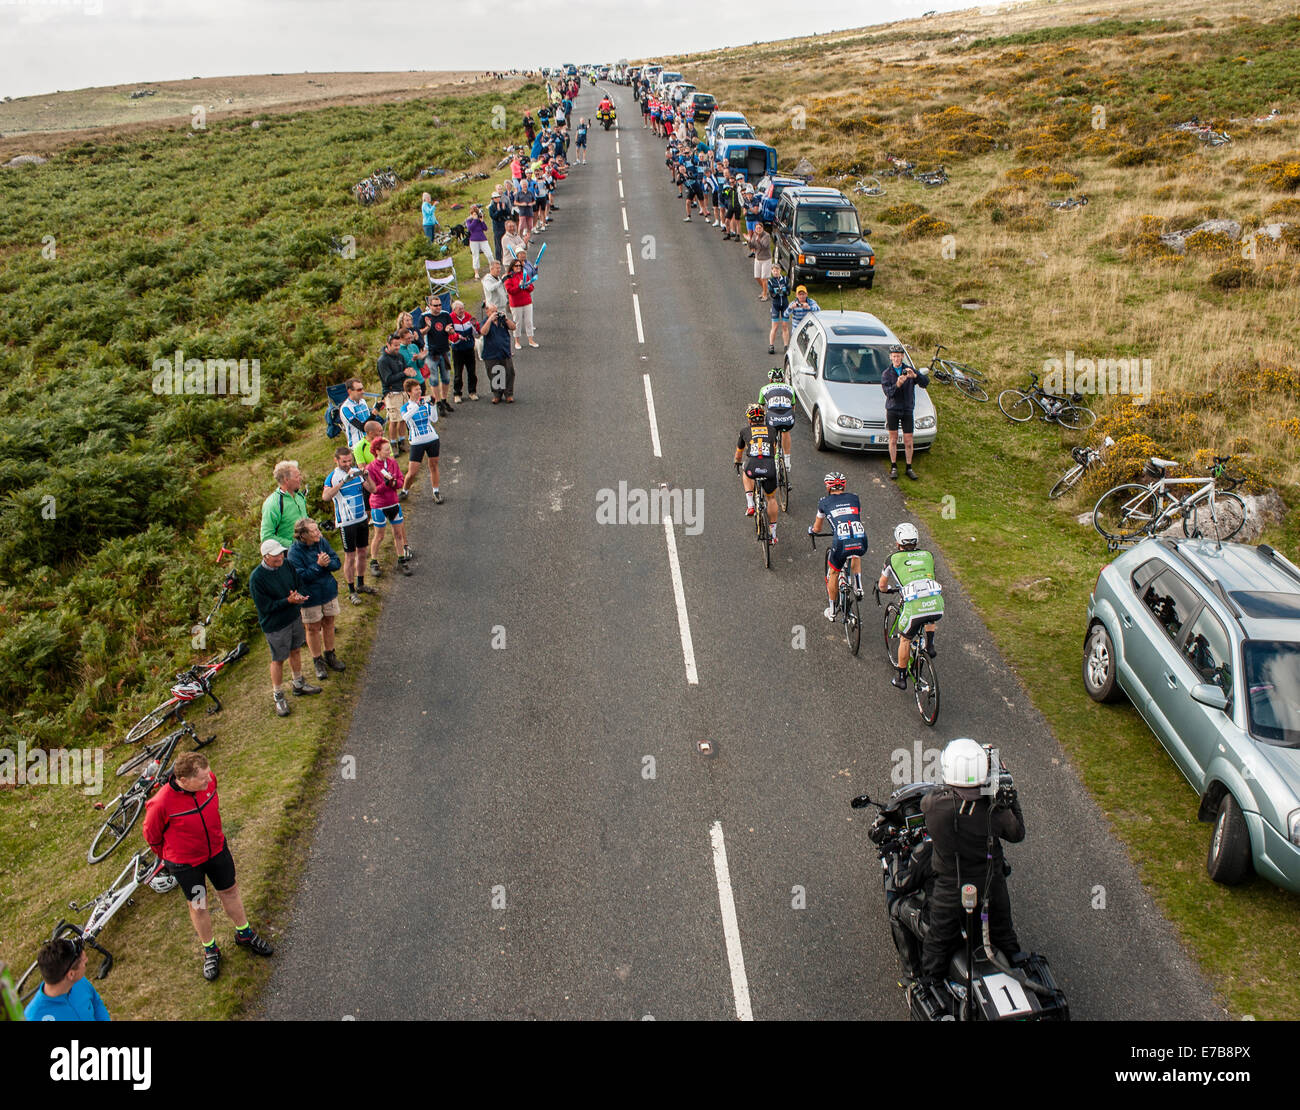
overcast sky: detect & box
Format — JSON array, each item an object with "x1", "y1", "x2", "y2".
[{"x1": 1, "y1": 0, "x2": 986, "y2": 99}]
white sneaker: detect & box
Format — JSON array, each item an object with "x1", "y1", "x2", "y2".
[{"x1": 824, "y1": 605, "x2": 836, "y2": 622}]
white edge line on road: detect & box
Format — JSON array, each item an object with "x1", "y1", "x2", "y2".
[
  {"x1": 616, "y1": 140, "x2": 621, "y2": 154},
  {"x1": 709, "y1": 821, "x2": 754, "y2": 1021},
  {"x1": 621, "y1": 207, "x2": 628, "y2": 232},
  {"x1": 632, "y1": 292, "x2": 645, "y2": 344},
  {"x1": 617, "y1": 157, "x2": 622, "y2": 174},
  {"x1": 642, "y1": 374, "x2": 662, "y2": 457},
  {"x1": 618, "y1": 178, "x2": 624, "y2": 199},
  {"x1": 662, "y1": 520, "x2": 699, "y2": 685},
  {"x1": 626, "y1": 240, "x2": 635, "y2": 276}
]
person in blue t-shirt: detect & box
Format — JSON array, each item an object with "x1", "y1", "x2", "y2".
[
  {"x1": 323, "y1": 444, "x2": 378, "y2": 604},
  {"x1": 24, "y1": 937, "x2": 111, "y2": 1021},
  {"x1": 338, "y1": 378, "x2": 372, "y2": 450},
  {"x1": 808, "y1": 471, "x2": 867, "y2": 623}
]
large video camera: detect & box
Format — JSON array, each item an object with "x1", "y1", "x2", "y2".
[{"x1": 981, "y1": 744, "x2": 1018, "y2": 810}]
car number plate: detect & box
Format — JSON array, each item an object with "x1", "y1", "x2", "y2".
[
  {"x1": 827, "y1": 270, "x2": 852, "y2": 278},
  {"x1": 870, "y1": 433, "x2": 889, "y2": 444}
]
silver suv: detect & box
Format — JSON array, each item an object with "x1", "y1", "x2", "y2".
[{"x1": 1083, "y1": 538, "x2": 1300, "y2": 891}]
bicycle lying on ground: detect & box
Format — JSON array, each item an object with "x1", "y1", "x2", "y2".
[
  {"x1": 878, "y1": 587, "x2": 940, "y2": 726},
  {"x1": 1047, "y1": 194, "x2": 1089, "y2": 210},
  {"x1": 123, "y1": 641, "x2": 247, "y2": 744},
  {"x1": 448, "y1": 171, "x2": 490, "y2": 185},
  {"x1": 852, "y1": 176, "x2": 886, "y2": 197},
  {"x1": 352, "y1": 168, "x2": 399, "y2": 205},
  {"x1": 91, "y1": 720, "x2": 214, "y2": 863},
  {"x1": 197, "y1": 549, "x2": 239, "y2": 630},
  {"x1": 811, "y1": 533, "x2": 862, "y2": 655},
  {"x1": 1092, "y1": 456, "x2": 1248, "y2": 546},
  {"x1": 1048, "y1": 436, "x2": 1114, "y2": 499},
  {"x1": 924, "y1": 344, "x2": 988, "y2": 402},
  {"x1": 15, "y1": 851, "x2": 175, "y2": 1004},
  {"x1": 1172, "y1": 118, "x2": 1231, "y2": 146},
  {"x1": 998, "y1": 372, "x2": 1096, "y2": 429}
]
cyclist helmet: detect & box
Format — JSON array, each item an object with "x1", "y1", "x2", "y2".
[
  {"x1": 893, "y1": 522, "x2": 919, "y2": 548},
  {"x1": 768, "y1": 369, "x2": 784, "y2": 383},
  {"x1": 745, "y1": 403, "x2": 765, "y2": 425},
  {"x1": 149, "y1": 873, "x2": 178, "y2": 895},
  {"x1": 823, "y1": 472, "x2": 847, "y2": 491},
  {"x1": 941, "y1": 738, "x2": 990, "y2": 788}
]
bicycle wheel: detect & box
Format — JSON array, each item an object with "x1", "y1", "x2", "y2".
[
  {"x1": 124, "y1": 699, "x2": 177, "y2": 744},
  {"x1": 1183, "y1": 491, "x2": 1246, "y2": 540},
  {"x1": 998, "y1": 390, "x2": 1034, "y2": 422},
  {"x1": 1048, "y1": 464, "x2": 1085, "y2": 500},
  {"x1": 1093, "y1": 483, "x2": 1160, "y2": 542},
  {"x1": 116, "y1": 734, "x2": 172, "y2": 778},
  {"x1": 913, "y1": 653, "x2": 940, "y2": 726},
  {"x1": 779, "y1": 459, "x2": 790, "y2": 513},
  {"x1": 757, "y1": 507, "x2": 771, "y2": 569},
  {"x1": 844, "y1": 594, "x2": 861, "y2": 655},
  {"x1": 955, "y1": 376, "x2": 988, "y2": 402},
  {"x1": 88, "y1": 795, "x2": 144, "y2": 864},
  {"x1": 882, "y1": 602, "x2": 901, "y2": 667},
  {"x1": 1057, "y1": 405, "x2": 1096, "y2": 430}
]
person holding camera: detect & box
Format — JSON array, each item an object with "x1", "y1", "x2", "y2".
[
  {"x1": 322, "y1": 444, "x2": 377, "y2": 603},
  {"x1": 919, "y1": 739, "x2": 1026, "y2": 986},
  {"x1": 479, "y1": 300, "x2": 517, "y2": 403},
  {"x1": 466, "y1": 204, "x2": 491, "y2": 280},
  {"x1": 881, "y1": 345, "x2": 929, "y2": 481}
]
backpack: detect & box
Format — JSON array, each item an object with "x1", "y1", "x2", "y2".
[{"x1": 325, "y1": 401, "x2": 343, "y2": 439}]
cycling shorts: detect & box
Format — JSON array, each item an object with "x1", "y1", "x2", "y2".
[
  {"x1": 745, "y1": 469, "x2": 778, "y2": 494},
  {"x1": 898, "y1": 597, "x2": 944, "y2": 638},
  {"x1": 885, "y1": 410, "x2": 914, "y2": 434},
  {"x1": 765, "y1": 411, "x2": 795, "y2": 431},
  {"x1": 371, "y1": 504, "x2": 404, "y2": 527},
  {"x1": 827, "y1": 539, "x2": 866, "y2": 572},
  {"x1": 166, "y1": 842, "x2": 237, "y2": 900},
  {"x1": 339, "y1": 520, "x2": 370, "y2": 553},
  {"x1": 410, "y1": 439, "x2": 440, "y2": 464}
]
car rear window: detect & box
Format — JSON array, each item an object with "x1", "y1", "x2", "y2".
[{"x1": 1231, "y1": 591, "x2": 1300, "y2": 619}]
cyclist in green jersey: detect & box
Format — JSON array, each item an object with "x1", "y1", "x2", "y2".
[{"x1": 878, "y1": 522, "x2": 943, "y2": 689}]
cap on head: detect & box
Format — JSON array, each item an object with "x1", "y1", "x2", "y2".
[
  {"x1": 261, "y1": 539, "x2": 287, "y2": 557},
  {"x1": 795, "y1": 285, "x2": 808, "y2": 296},
  {"x1": 889, "y1": 344, "x2": 905, "y2": 355}
]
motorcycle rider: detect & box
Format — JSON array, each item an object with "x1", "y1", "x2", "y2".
[{"x1": 918, "y1": 738, "x2": 1027, "y2": 986}]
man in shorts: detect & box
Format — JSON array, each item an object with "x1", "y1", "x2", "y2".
[
  {"x1": 322, "y1": 444, "x2": 378, "y2": 603},
  {"x1": 421, "y1": 295, "x2": 455, "y2": 415},
  {"x1": 881, "y1": 344, "x2": 929, "y2": 481},
  {"x1": 143, "y1": 751, "x2": 274, "y2": 981},
  {"x1": 377, "y1": 332, "x2": 415, "y2": 453},
  {"x1": 248, "y1": 538, "x2": 321, "y2": 717},
  {"x1": 401, "y1": 380, "x2": 444, "y2": 504},
  {"x1": 287, "y1": 517, "x2": 345, "y2": 682}
]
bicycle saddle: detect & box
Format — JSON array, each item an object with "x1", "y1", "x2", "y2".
[{"x1": 1150, "y1": 456, "x2": 1179, "y2": 469}]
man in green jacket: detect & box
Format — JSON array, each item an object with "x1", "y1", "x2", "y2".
[{"x1": 260, "y1": 460, "x2": 308, "y2": 548}]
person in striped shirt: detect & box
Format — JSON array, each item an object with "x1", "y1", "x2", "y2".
[
  {"x1": 400, "y1": 380, "x2": 443, "y2": 504},
  {"x1": 784, "y1": 285, "x2": 821, "y2": 329},
  {"x1": 338, "y1": 379, "x2": 372, "y2": 450},
  {"x1": 323, "y1": 444, "x2": 379, "y2": 603}
]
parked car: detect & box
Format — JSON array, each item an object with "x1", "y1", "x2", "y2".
[
  {"x1": 784, "y1": 310, "x2": 936, "y2": 453},
  {"x1": 655, "y1": 71, "x2": 684, "y2": 95},
  {"x1": 685, "y1": 92, "x2": 716, "y2": 121},
  {"x1": 711, "y1": 123, "x2": 755, "y2": 154},
  {"x1": 669, "y1": 83, "x2": 697, "y2": 106},
  {"x1": 704, "y1": 111, "x2": 748, "y2": 146},
  {"x1": 772, "y1": 186, "x2": 875, "y2": 288},
  {"x1": 1084, "y1": 538, "x2": 1300, "y2": 893},
  {"x1": 716, "y1": 139, "x2": 778, "y2": 184},
  {"x1": 754, "y1": 174, "x2": 808, "y2": 222}
]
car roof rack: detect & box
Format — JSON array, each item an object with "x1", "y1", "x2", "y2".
[
  {"x1": 1160, "y1": 539, "x2": 1248, "y2": 629},
  {"x1": 1258, "y1": 544, "x2": 1300, "y2": 589}
]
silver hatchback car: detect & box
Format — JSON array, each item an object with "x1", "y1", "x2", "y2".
[
  {"x1": 784, "y1": 311, "x2": 938, "y2": 453},
  {"x1": 1083, "y1": 538, "x2": 1300, "y2": 892}
]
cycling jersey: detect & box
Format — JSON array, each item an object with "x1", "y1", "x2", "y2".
[
  {"x1": 884, "y1": 549, "x2": 945, "y2": 628},
  {"x1": 784, "y1": 297, "x2": 821, "y2": 325},
  {"x1": 759, "y1": 383, "x2": 795, "y2": 429},
  {"x1": 338, "y1": 396, "x2": 371, "y2": 449},
  {"x1": 401, "y1": 399, "x2": 439, "y2": 446},
  {"x1": 325, "y1": 467, "x2": 368, "y2": 528},
  {"x1": 738, "y1": 424, "x2": 777, "y2": 479},
  {"x1": 817, "y1": 491, "x2": 866, "y2": 569}
]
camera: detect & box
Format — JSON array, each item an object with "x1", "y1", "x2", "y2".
[{"x1": 981, "y1": 743, "x2": 1017, "y2": 809}]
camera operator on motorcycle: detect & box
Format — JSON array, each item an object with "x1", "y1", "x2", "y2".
[{"x1": 918, "y1": 738, "x2": 1028, "y2": 986}]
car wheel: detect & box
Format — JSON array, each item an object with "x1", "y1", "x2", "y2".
[
  {"x1": 864, "y1": 272, "x2": 874, "y2": 290},
  {"x1": 813, "y1": 409, "x2": 828, "y2": 452},
  {"x1": 1206, "y1": 792, "x2": 1254, "y2": 886},
  {"x1": 1082, "y1": 622, "x2": 1124, "y2": 704}
]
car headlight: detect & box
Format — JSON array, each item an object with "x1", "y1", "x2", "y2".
[
  {"x1": 836, "y1": 414, "x2": 865, "y2": 429},
  {"x1": 803, "y1": 254, "x2": 816, "y2": 265},
  {"x1": 1289, "y1": 809, "x2": 1300, "y2": 848},
  {"x1": 914, "y1": 415, "x2": 936, "y2": 430}
]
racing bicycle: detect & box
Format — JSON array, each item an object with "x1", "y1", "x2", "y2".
[
  {"x1": 998, "y1": 373, "x2": 1096, "y2": 430},
  {"x1": 878, "y1": 587, "x2": 940, "y2": 726},
  {"x1": 1048, "y1": 436, "x2": 1114, "y2": 499},
  {"x1": 123, "y1": 641, "x2": 247, "y2": 744},
  {"x1": 1092, "y1": 456, "x2": 1247, "y2": 546},
  {"x1": 924, "y1": 344, "x2": 988, "y2": 402},
  {"x1": 810, "y1": 533, "x2": 862, "y2": 655}
]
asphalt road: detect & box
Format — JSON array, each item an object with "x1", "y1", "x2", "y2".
[{"x1": 261, "y1": 85, "x2": 1223, "y2": 1021}]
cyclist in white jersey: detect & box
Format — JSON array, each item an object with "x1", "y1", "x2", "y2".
[{"x1": 400, "y1": 380, "x2": 444, "y2": 504}]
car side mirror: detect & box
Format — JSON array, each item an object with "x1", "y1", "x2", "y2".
[
  {"x1": 1190, "y1": 683, "x2": 1230, "y2": 711},
  {"x1": 861, "y1": 228, "x2": 872, "y2": 236}
]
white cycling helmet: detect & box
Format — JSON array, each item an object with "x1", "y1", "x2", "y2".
[
  {"x1": 940, "y1": 738, "x2": 989, "y2": 787},
  {"x1": 893, "y1": 522, "x2": 919, "y2": 548},
  {"x1": 149, "y1": 873, "x2": 178, "y2": 894}
]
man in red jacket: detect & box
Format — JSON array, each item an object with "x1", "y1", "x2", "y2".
[{"x1": 143, "y1": 751, "x2": 273, "y2": 982}]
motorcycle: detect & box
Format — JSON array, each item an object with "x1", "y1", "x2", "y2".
[
  {"x1": 598, "y1": 107, "x2": 616, "y2": 130},
  {"x1": 851, "y1": 772, "x2": 1069, "y2": 1021}
]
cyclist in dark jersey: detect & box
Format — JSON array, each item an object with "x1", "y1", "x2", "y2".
[
  {"x1": 758, "y1": 368, "x2": 796, "y2": 476},
  {"x1": 733, "y1": 403, "x2": 780, "y2": 545},
  {"x1": 808, "y1": 472, "x2": 867, "y2": 622}
]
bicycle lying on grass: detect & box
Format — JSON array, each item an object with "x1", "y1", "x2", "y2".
[
  {"x1": 998, "y1": 372, "x2": 1096, "y2": 429},
  {"x1": 1047, "y1": 194, "x2": 1089, "y2": 210},
  {"x1": 123, "y1": 641, "x2": 247, "y2": 744},
  {"x1": 1092, "y1": 455, "x2": 1248, "y2": 546},
  {"x1": 1048, "y1": 436, "x2": 1114, "y2": 499},
  {"x1": 15, "y1": 851, "x2": 175, "y2": 1004},
  {"x1": 852, "y1": 176, "x2": 886, "y2": 197},
  {"x1": 924, "y1": 344, "x2": 988, "y2": 402},
  {"x1": 810, "y1": 533, "x2": 862, "y2": 656},
  {"x1": 91, "y1": 720, "x2": 215, "y2": 864},
  {"x1": 352, "y1": 168, "x2": 399, "y2": 205},
  {"x1": 877, "y1": 587, "x2": 940, "y2": 726}
]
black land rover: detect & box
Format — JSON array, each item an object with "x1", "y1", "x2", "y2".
[{"x1": 772, "y1": 187, "x2": 875, "y2": 289}]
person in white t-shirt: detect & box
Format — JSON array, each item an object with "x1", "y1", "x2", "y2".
[
  {"x1": 338, "y1": 378, "x2": 372, "y2": 450},
  {"x1": 400, "y1": 380, "x2": 443, "y2": 504},
  {"x1": 322, "y1": 444, "x2": 378, "y2": 604}
]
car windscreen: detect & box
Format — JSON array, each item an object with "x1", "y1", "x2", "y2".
[
  {"x1": 1243, "y1": 640, "x2": 1300, "y2": 747},
  {"x1": 794, "y1": 206, "x2": 862, "y2": 240},
  {"x1": 823, "y1": 345, "x2": 896, "y2": 385}
]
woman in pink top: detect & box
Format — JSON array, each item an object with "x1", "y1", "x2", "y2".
[{"x1": 365, "y1": 438, "x2": 410, "y2": 575}]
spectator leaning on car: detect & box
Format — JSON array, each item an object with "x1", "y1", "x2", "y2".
[
  {"x1": 881, "y1": 344, "x2": 929, "y2": 482},
  {"x1": 259, "y1": 460, "x2": 308, "y2": 549},
  {"x1": 142, "y1": 751, "x2": 274, "y2": 982},
  {"x1": 249, "y1": 538, "x2": 321, "y2": 717}
]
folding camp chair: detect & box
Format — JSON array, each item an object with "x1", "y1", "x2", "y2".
[{"x1": 425, "y1": 258, "x2": 459, "y2": 314}]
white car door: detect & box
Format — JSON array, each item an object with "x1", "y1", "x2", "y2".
[{"x1": 790, "y1": 320, "x2": 819, "y2": 416}]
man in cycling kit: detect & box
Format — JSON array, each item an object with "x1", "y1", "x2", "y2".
[
  {"x1": 759, "y1": 368, "x2": 795, "y2": 477},
  {"x1": 878, "y1": 522, "x2": 943, "y2": 688},
  {"x1": 733, "y1": 403, "x2": 780, "y2": 544},
  {"x1": 808, "y1": 472, "x2": 866, "y2": 621}
]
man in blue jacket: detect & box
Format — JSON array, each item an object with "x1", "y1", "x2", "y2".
[
  {"x1": 881, "y1": 345, "x2": 929, "y2": 481},
  {"x1": 24, "y1": 937, "x2": 111, "y2": 1021},
  {"x1": 287, "y1": 518, "x2": 345, "y2": 682}
]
